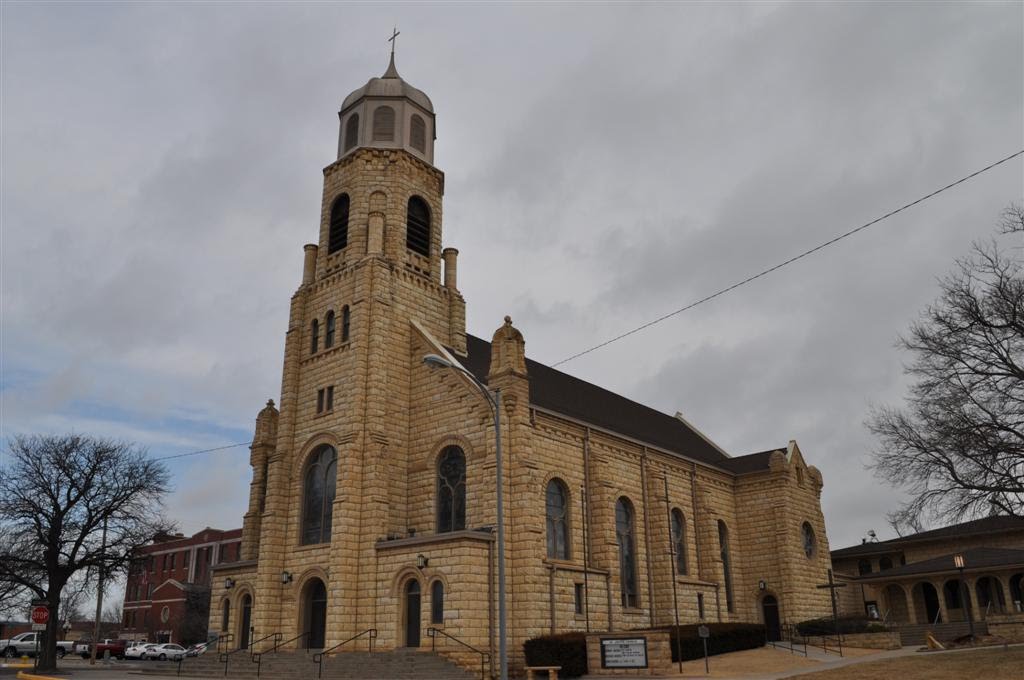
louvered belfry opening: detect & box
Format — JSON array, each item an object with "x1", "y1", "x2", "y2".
[
  {"x1": 406, "y1": 196, "x2": 431, "y2": 257},
  {"x1": 372, "y1": 105, "x2": 395, "y2": 141},
  {"x1": 328, "y1": 193, "x2": 349, "y2": 254},
  {"x1": 410, "y1": 114, "x2": 426, "y2": 152},
  {"x1": 344, "y1": 114, "x2": 359, "y2": 152}
]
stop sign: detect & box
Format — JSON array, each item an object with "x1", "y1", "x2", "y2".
[{"x1": 30, "y1": 606, "x2": 49, "y2": 625}]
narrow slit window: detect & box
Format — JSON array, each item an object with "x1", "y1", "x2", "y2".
[
  {"x1": 325, "y1": 311, "x2": 336, "y2": 348},
  {"x1": 341, "y1": 305, "x2": 351, "y2": 343},
  {"x1": 328, "y1": 194, "x2": 349, "y2": 254},
  {"x1": 406, "y1": 196, "x2": 431, "y2": 257}
]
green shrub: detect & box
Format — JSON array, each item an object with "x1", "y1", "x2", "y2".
[
  {"x1": 523, "y1": 632, "x2": 588, "y2": 678},
  {"x1": 795, "y1": 615, "x2": 887, "y2": 636},
  {"x1": 641, "y1": 623, "x2": 765, "y2": 662}
]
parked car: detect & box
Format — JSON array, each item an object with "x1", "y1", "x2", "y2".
[
  {"x1": 143, "y1": 643, "x2": 186, "y2": 661},
  {"x1": 0, "y1": 632, "x2": 75, "y2": 659},
  {"x1": 76, "y1": 638, "x2": 126, "y2": 659},
  {"x1": 125, "y1": 642, "x2": 156, "y2": 659},
  {"x1": 185, "y1": 642, "x2": 208, "y2": 657}
]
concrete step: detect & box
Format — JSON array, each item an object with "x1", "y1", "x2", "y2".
[
  {"x1": 145, "y1": 648, "x2": 482, "y2": 680},
  {"x1": 891, "y1": 621, "x2": 989, "y2": 646}
]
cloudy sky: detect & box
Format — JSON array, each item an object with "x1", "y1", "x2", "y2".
[{"x1": 3, "y1": 0, "x2": 1022, "y2": 581}]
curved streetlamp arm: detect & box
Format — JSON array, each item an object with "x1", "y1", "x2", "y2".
[{"x1": 422, "y1": 354, "x2": 498, "y2": 412}]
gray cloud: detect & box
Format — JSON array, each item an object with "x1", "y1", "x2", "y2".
[{"x1": 3, "y1": 2, "x2": 1021, "y2": 551}]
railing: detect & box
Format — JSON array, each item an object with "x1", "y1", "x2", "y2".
[
  {"x1": 311, "y1": 629, "x2": 377, "y2": 679},
  {"x1": 427, "y1": 627, "x2": 491, "y2": 680},
  {"x1": 215, "y1": 634, "x2": 235, "y2": 655},
  {"x1": 251, "y1": 631, "x2": 311, "y2": 678},
  {"x1": 766, "y1": 624, "x2": 807, "y2": 657},
  {"x1": 219, "y1": 632, "x2": 280, "y2": 677}
]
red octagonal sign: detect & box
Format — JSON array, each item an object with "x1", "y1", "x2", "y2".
[{"x1": 30, "y1": 606, "x2": 49, "y2": 625}]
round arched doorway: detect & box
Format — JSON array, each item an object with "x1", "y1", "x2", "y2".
[
  {"x1": 404, "y1": 580, "x2": 421, "y2": 648},
  {"x1": 761, "y1": 595, "x2": 781, "y2": 641},
  {"x1": 302, "y1": 578, "x2": 328, "y2": 649},
  {"x1": 238, "y1": 594, "x2": 253, "y2": 650}
]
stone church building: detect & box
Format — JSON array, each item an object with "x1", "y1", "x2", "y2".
[{"x1": 210, "y1": 54, "x2": 834, "y2": 672}]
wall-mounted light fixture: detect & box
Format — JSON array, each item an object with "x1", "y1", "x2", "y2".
[
  {"x1": 416, "y1": 554, "x2": 429, "y2": 569},
  {"x1": 281, "y1": 571, "x2": 293, "y2": 584},
  {"x1": 224, "y1": 577, "x2": 235, "y2": 590},
  {"x1": 758, "y1": 580, "x2": 767, "y2": 591}
]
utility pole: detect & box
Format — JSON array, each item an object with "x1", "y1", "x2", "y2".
[{"x1": 90, "y1": 517, "x2": 109, "y2": 666}]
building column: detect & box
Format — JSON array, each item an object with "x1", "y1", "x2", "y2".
[
  {"x1": 999, "y1": 574, "x2": 1014, "y2": 614},
  {"x1": 903, "y1": 582, "x2": 919, "y2": 625},
  {"x1": 965, "y1": 578, "x2": 982, "y2": 622},
  {"x1": 933, "y1": 579, "x2": 949, "y2": 624}
]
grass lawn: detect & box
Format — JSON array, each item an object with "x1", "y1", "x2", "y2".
[{"x1": 796, "y1": 646, "x2": 1024, "y2": 679}]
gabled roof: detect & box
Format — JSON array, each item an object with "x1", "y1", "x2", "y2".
[
  {"x1": 831, "y1": 515, "x2": 1024, "y2": 559},
  {"x1": 460, "y1": 334, "x2": 761, "y2": 471},
  {"x1": 854, "y1": 547, "x2": 1024, "y2": 581}
]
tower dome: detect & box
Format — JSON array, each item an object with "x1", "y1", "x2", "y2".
[{"x1": 337, "y1": 54, "x2": 436, "y2": 164}]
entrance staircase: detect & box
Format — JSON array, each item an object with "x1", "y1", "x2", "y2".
[
  {"x1": 141, "y1": 648, "x2": 481, "y2": 679},
  {"x1": 892, "y1": 621, "x2": 988, "y2": 646}
]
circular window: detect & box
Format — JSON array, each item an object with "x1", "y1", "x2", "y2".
[
  {"x1": 801, "y1": 522, "x2": 816, "y2": 558},
  {"x1": 160, "y1": 606, "x2": 170, "y2": 623}
]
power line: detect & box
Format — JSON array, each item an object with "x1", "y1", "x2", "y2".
[
  {"x1": 552, "y1": 149, "x2": 1024, "y2": 367},
  {"x1": 153, "y1": 441, "x2": 252, "y2": 462}
]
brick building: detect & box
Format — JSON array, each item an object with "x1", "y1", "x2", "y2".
[
  {"x1": 208, "y1": 53, "x2": 834, "y2": 673},
  {"x1": 122, "y1": 527, "x2": 242, "y2": 645},
  {"x1": 832, "y1": 515, "x2": 1024, "y2": 624}
]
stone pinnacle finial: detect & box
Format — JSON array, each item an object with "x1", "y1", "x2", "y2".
[{"x1": 504, "y1": 315, "x2": 512, "y2": 324}]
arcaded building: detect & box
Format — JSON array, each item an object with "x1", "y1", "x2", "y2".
[{"x1": 209, "y1": 54, "x2": 833, "y2": 672}]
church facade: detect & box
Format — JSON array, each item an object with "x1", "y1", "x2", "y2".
[{"x1": 210, "y1": 55, "x2": 834, "y2": 672}]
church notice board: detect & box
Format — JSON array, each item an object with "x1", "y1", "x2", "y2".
[{"x1": 600, "y1": 637, "x2": 648, "y2": 669}]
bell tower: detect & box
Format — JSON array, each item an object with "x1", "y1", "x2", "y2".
[{"x1": 250, "y1": 47, "x2": 466, "y2": 643}]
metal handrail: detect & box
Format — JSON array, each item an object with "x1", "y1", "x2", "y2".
[
  {"x1": 311, "y1": 629, "x2": 377, "y2": 679},
  {"x1": 427, "y1": 627, "x2": 491, "y2": 680},
  {"x1": 251, "y1": 631, "x2": 311, "y2": 679},
  {"x1": 219, "y1": 632, "x2": 279, "y2": 677},
  {"x1": 215, "y1": 634, "x2": 234, "y2": 655},
  {"x1": 274, "y1": 630, "x2": 311, "y2": 653}
]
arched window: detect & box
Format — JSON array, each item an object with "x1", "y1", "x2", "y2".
[
  {"x1": 858, "y1": 559, "x2": 872, "y2": 575},
  {"x1": 545, "y1": 479, "x2": 570, "y2": 560},
  {"x1": 410, "y1": 114, "x2": 426, "y2": 152},
  {"x1": 718, "y1": 520, "x2": 734, "y2": 612},
  {"x1": 879, "y1": 556, "x2": 894, "y2": 571},
  {"x1": 328, "y1": 193, "x2": 349, "y2": 254},
  {"x1": 616, "y1": 497, "x2": 639, "y2": 608},
  {"x1": 372, "y1": 106, "x2": 395, "y2": 141},
  {"x1": 310, "y1": 319, "x2": 319, "y2": 354},
  {"x1": 436, "y1": 446, "x2": 466, "y2": 533},
  {"x1": 324, "y1": 311, "x2": 336, "y2": 348},
  {"x1": 671, "y1": 508, "x2": 687, "y2": 575},
  {"x1": 431, "y1": 580, "x2": 444, "y2": 624},
  {"x1": 221, "y1": 599, "x2": 230, "y2": 631},
  {"x1": 406, "y1": 196, "x2": 431, "y2": 257},
  {"x1": 341, "y1": 305, "x2": 351, "y2": 343},
  {"x1": 344, "y1": 114, "x2": 359, "y2": 152},
  {"x1": 802, "y1": 522, "x2": 816, "y2": 558},
  {"x1": 301, "y1": 445, "x2": 337, "y2": 545}
]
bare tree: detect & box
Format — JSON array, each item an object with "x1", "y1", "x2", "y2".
[
  {"x1": 59, "y1": 572, "x2": 94, "y2": 628},
  {"x1": 0, "y1": 435, "x2": 173, "y2": 670},
  {"x1": 869, "y1": 206, "x2": 1024, "y2": 530}
]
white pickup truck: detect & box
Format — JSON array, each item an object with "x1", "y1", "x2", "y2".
[{"x1": 0, "y1": 631, "x2": 76, "y2": 658}]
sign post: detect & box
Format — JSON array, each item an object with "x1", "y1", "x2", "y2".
[
  {"x1": 29, "y1": 603, "x2": 49, "y2": 671},
  {"x1": 698, "y1": 625, "x2": 710, "y2": 674}
]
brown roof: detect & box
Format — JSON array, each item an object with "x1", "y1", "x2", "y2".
[
  {"x1": 854, "y1": 547, "x2": 1024, "y2": 581},
  {"x1": 831, "y1": 515, "x2": 1024, "y2": 560},
  {"x1": 460, "y1": 334, "x2": 765, "y2": 472}
]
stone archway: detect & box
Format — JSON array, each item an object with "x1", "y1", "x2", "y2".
[
  {"x1": 403, "y1": 579, "x2": 422, "y2": 648},
  {"x1": 300, "y1": 577, "x2": 328, "y2": 649},
  {"x1": 1010, "y1": 573, "x2": 1023, "y2": 613},
  {"x1": 943, "y1": 579, "x2": 967, "y2": 622},
  {"x1": 975, "y1": 576, "x2": 1006, "y2": 618},
  {"x1": 238, "y1": 593, "x2": 253, "y2": 650},
  {"x1": 882, "y1": 584, "x2": 909, "y2": 623},
  {"x1": 761, "y1": 595, "x2": 781, "y2": 641},
  {"x1": 911, "y1": 582, "x2": 941, "y2": 624}
]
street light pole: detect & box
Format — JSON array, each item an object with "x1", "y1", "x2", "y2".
[
  {"x1": 954, "y1": 554, "x2": 975, "y2": 638},
  {"x1": 423, "y1": 354, "x2": 507, "y2": 680}
]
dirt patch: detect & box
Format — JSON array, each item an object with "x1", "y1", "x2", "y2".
[{"x1": 794, "y1": 645, "x2": 1024, "y2": 679}]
